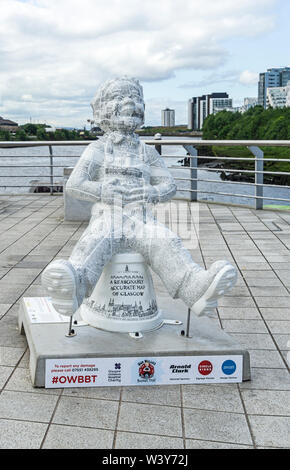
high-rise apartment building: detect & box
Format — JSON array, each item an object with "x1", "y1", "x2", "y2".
[
  {"x1": 161, "y1": 108, "x2": 175, "y2": 127},
  {"x1": 188, "y1": 93, "x2": 232, "y2": 130},
  {"x1": 258, "y1": 67, "x2": 290, "y2": 108}
]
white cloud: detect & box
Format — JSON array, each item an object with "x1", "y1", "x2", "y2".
[
  {"x1": 180, "y1": 69, "x2": 260, "y2": 89},
  {"x1": 239, "y1": 70, "x2": 259, "y2": 85},
  {"x1": 0, "y1": 0, "x2": 277, "y2": 126},
  {"x1": 180, "y1": 70, "x2": 241, "y2": 88}
]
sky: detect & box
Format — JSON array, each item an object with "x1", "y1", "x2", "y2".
[{"x1": 0, "y1": 0, "x2": 289, "y2": 128}]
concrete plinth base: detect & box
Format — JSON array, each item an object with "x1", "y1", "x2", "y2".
[{"x1": 18, "y1": 297, "x2": 250, "y2": 387}]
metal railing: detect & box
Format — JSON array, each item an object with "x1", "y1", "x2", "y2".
[{"x1": 0, "y1": 138, "x2": 290, "y2": 209}]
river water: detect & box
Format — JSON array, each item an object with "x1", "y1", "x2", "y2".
[{"x1": 0, "y1": 137, "x2": 289, "y2": 207}]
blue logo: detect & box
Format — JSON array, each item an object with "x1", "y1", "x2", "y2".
[{"x1": 222, "y1": 360, "x2": 236, "y2": 375}]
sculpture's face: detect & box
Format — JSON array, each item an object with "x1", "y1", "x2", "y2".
[{"x1": 92, "y1": 78, "x2": 145, "y2": 133}]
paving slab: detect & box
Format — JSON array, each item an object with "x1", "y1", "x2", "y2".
[
  {"x1": 183, "y1": 408, "x2": 253, "y2": 446},
  {"x1": 0, "y1": 346, "x2": 25, "y2": 366},
  {"x1": 122, "y1": 384, "x2": 181, "y2": 407},
  {"x1": 52, "y1": 395, "x2": 119, "y2": 430},
  {"x1": 115, "y1": 432, "x2": 184, "y2": 449},
  {"x1": 185, "y1": 439, "x2": 253, "y2": 449},
  {"x1": 118, "y1": 402, "x2": 183, "y2": 437},
  {"x1": 248, "y1": 416, "x2": 290, "y2": 448},
  {"x1": 241, "y1": 390, "x2": 290, "y2": 416},
  {"x1": 239, "y1": 368, "x2": 290, "y2": 391},
  {"x1": 0, "y1": 419, "x2": 48, "y2": 449},
  {"x1": 42, "y1": 424, "x2": 114, "y2": 449},
  {"x1": 0, "y1": 390, "x2": 59, "y2": 422},
  {"x1": 182, "y1": 383, "x2": 244, "y2": 413}
]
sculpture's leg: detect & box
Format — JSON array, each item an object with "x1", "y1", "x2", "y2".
[
  {"x1": 41, "y1": 259, "x2": 79, "y2": 316},
  {"x1": 128, "y1": 217, "x2": 237, "y2": 316},
  {"x1": 42, "y1": 215, "x2": 119, "y2": 315}
]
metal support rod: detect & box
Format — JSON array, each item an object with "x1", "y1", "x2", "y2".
[
  {"x1": 48, "y1": 145, "x2": 54, "y2": 196},
  {"x1": 186, "y1": 308, "x2": 191, "y2": 338},
  {"x1": 65, "y1": 315, "x2": 76, "y2": 337}
]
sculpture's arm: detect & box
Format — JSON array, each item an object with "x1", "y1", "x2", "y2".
[
  {"x1": 66, "y1": 144, "x2": 103, "y2": 203},
  {"x1": 148, "y1": 146, "x2": 177, "y2": 203},
  {"x1": 125, "y1": 145, "x2": 177, "y2": 204}
]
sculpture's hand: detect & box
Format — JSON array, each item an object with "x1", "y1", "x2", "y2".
[
  {"x1": 124, "y1": 185, "x2": 159, "y2": 204},
  {"x1": 101, "y1": 179, "x2": 126, "y2": 205}
]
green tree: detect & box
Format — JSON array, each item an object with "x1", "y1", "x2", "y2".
[
  {"x1": 15, "y1": 128, "x2": 27, "y2": 141},
  {"x1": 36, "y1": 127, "x2": 47, "y2": 140},
  {"x1": 0, "y1": 129, "x2": 10, "y2": 141},
  {"x1": 22, "y1": 123, "x2": 38, "y2": 136},
  {"x1": 202, "y1": 106, "x2": 290, "y2": 141},
  {"x1": 264, "y1": 115, "x2": 290, "y2": 140}
]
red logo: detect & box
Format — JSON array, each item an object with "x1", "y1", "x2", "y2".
[
  {"x1": 138, "y1": 360, "x2": 155, "y2": 378},
  {"x1": 198, "y1": 360, "x2": 213, "y2": 376}
]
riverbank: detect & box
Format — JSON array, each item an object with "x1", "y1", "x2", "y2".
[{"x1": 210, "y1": 146, "x2": 290, "y2": 186}]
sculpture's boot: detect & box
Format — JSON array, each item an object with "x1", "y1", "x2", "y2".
[
  {"x1": 191, "y1": 261, "x2": 237, "y2": 316},
  {"x1": 177, "y1": 260, "x2": 237, "y2": 317},
  {"x1": 41, "y1": 260, "x2": 79, "y2": 316}
]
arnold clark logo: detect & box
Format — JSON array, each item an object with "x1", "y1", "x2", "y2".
[{"x1": 170, "y1": 364, "x2": 191, "y2": 374}]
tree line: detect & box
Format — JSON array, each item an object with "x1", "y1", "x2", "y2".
[
  {"x1": 0, "y1": 123, "x2": 95, "y2": 141},
  {"x1": 202, "y1": 105, "x2": 290, "y2": 140}
]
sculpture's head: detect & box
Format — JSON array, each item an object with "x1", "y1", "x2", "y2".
[{"x1": 91, "y1": 76, "x2": 144, "y2": 133}]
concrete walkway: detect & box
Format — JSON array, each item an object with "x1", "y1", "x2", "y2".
[{"x1": 0, "y1": 195, "x2": 289, "y2": 449}]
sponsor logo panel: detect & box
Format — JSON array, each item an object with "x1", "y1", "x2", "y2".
[{"x1": 45, "y1": 355, "x2": 243, "y2": 388}]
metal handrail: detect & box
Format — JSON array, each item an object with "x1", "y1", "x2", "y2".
[
  {"x1": 0, "y1": 139, "x2": 289, "y2": 147},
  {"x1": 0, "y1": 139, "x2": 290, "y2": 209}
]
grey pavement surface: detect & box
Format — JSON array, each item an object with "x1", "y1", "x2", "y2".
[{"x1": 0, "y1": 195, "x2": 289, "y2": 449}]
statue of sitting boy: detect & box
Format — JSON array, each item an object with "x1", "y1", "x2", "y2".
[{"x1": 42, "y1": 76, "x2": 237, "y2": 320}]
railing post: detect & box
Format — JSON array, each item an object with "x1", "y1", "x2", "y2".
[
  {"x1": 48, "y1": 145, "x2": 54, "y2": 196},
  {"x1": 183, "y1": 145, "x2": 197, "y2": 202},
  {"x1": 248, "y1": 145, "x2": 264, "y2": 210},
  {"x1": 154, "y1": 133, "x2": 162, "y2": 155}
]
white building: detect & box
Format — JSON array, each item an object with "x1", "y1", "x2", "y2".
[
  {"x1": 161, "y1": 108, "x2": 175, "y2": 127},
  {"x1": 266, "y1": 81, "x2": 290, "y2": 108},
  {"x1": 45, "y1": 126, "x2": 56, "y2": 133},
  {"x1": 243, "y1": 98, "x2": 258, "y2": 111},
  {"x1": 209, "y1": 96, "x2": 233, "y2": 114}
]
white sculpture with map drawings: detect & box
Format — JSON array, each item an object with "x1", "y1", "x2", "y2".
[{"x1": 41, "y1": 76, "x2": 237, "y2": 334}]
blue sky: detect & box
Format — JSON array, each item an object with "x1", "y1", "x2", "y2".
[{"x1": 0, "y1": 0, "x2": 289, "y2": 127}]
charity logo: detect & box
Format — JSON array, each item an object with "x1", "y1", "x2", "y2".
[
  {"x1": 198, "y1": 360, "x2": 213, "y2": 376},
  {"x1": 138, "y1": 360, "x2": 155, "y2": 378},
  {"x1": 222, "y1": 360, "x2": 236, "y2": 375}
]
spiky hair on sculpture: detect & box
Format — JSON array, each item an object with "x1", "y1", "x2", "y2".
[{"x1": 90, "y1": 76, "x2": 144, "y2": 131}]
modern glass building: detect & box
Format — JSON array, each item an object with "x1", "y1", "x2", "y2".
[{"x1": 258, "y1": 67, "x2": 290, "y2": 108}]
